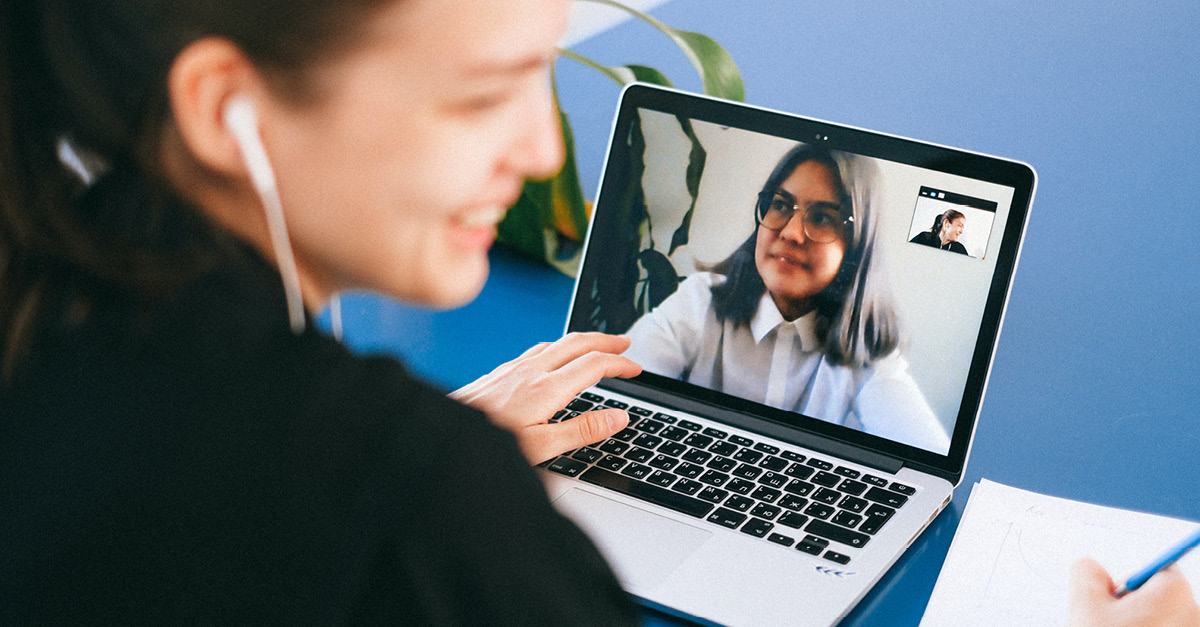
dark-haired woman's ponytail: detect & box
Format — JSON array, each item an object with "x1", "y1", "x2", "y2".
[{"x1": 928, "y1": 213, "x2": 945, "y2": 236}]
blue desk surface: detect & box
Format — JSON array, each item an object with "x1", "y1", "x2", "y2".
[{"x1": 330, "y1": 1, "x2": 1200, "y2": 624}]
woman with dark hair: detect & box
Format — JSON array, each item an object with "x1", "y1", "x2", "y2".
[
  {"x1": 2, "y1": 1, "x2": 1195, "y2": 624},
  {"x1": 0, "y1": 0, "x2": 642, "y2": 624},
  {"x1": 625, "y1": 144, "x2": 951, "y2": 453},
  {"x1": 910, "y1": 208, "x2": 969, "y2": 254}
]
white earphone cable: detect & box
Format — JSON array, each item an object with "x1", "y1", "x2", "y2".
[{"x1": 223, "y1": 97, "x2": 306, "y2": 334}]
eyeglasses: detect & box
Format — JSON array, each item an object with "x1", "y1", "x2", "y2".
[{"x1": 755, "y1": 191, "x2": 852, "y2": 243}]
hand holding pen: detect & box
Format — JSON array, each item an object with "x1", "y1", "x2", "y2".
[{"x1": 1068, "y1": 528, "x2": 1200, "y2": 627}]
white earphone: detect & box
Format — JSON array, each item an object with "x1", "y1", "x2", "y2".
[{"x1": 223, "y1": 96, "x2": 307, "y2": 334}]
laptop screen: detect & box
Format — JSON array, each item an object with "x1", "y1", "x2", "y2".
[{"x1": 568, "y1": 85, "x2": 1035, "y2": 475}]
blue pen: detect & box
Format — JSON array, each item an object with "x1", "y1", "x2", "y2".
[{"x1": 1114, "y1": 526, "x2": 1200, "y2": 598}]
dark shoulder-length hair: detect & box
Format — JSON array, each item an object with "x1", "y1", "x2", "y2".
[{"x1": 709, "y1": 143, "x2": 900, "y2": 367}]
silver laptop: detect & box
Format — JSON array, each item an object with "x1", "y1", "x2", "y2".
[{"x1": 539, "y1": 84, "x2": 1036, "y2": 627}]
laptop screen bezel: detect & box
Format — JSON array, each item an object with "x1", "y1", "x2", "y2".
[{"x1": 566, "y1": 83, "x2": 1036, "y2": 483}]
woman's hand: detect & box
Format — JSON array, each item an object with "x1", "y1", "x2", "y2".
[
  {"x1": 449, "y1": 332, "x2": 643, "y2": 465},
  {"x1": 1069, "y1": 558, "x2": 1200, "y2": 627}
]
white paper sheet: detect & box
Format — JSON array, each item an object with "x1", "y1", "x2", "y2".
[{"x1": 920, "y1": 479, "x2": 1200, "y2": 626}]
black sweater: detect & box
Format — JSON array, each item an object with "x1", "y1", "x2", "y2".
[{"x1": 0, "y1": 248, "x2": 638, "y2": 626}]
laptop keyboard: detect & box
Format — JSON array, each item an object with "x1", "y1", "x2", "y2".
[{"x1": 539, "y1": 392, "x2": 916, "y2": 565}]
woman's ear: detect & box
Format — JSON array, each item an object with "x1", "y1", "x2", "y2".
[{"x1": 166, "y1": 37, "x2": 262, "y2": 178}]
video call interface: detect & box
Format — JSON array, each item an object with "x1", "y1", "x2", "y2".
[{"x1": 578, "y1": 108, "x2": 1019, "y2": 456}]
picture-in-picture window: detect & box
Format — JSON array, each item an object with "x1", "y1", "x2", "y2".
[{"x1": 906, "y1": 187, "x2": 998, "y2": 259}]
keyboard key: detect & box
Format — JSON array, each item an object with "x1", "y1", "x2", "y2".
[
  {"x1": 683, "y1": 433, "x2": 714, "y2": 449},
  {"x1": 671, "y1": 478, "x2": 702, "y2": 496},
  {"x1": 806, "y1": 458, "x2": 834, "y2": 471},
  {"x1": 860, "y1": 504, "x2": 896, "y2": 535},
  {"x1": 767, "y1": 533, "x2": 795, "y2": 547},
  {"x1": 824, "y1": 551, "x2": 851, "y2": 565},
  {"x1": 612, "y1": 428, "x2": 638, "y2": 442},
  {"x1": 781, "y1": 450, "x2": 806, "y2": 463},
  {"x1": 580, "y1": 392, "x2": 604, "y2": 403},
  {"x1": 862, "y1": 474, "x2": 888, "y2": 487},
  {"x1": 628, "y1": 406, "x2": 653, "y2": 417},
  {"x1": 813, "y1": 488, "x2": 841, "y2": 505},
  {"x1": 646, "y1": 470, "x2": 676, "y2": 487},
  {"x1": 648, "y1": 454, "x2": 679, "y2": 471},
  {"x1": 804, "y1": 502, "x2": 834, "y2": 519},
  {"x1": 620, "y1": 463, "x2": 652, "y2": 480},
  {"x1": 726, "y1": 478, "x2": 756, "y2": 495},
  {"x1": 698, "y1": 470, "x2": 731, "y2": 488},
  {"x1": 658, "y1": 441, "x2": 688, "y2": 457},
  {"x1": 652, "y1": 412, "x2": 677, "y2": 424},
  {"x1": 834, "y1": 466, "x2": 861, "y2": 478},
  {"x1": 733, "y1": 463, "x2": 764, "y2": 480},
  {"x1": 580, "y1": 467, "x2": 713, "y2": 518},
  {"x1": 725, "y1": 495, "x2": 755, "y2": 512},
  {"x1": 806, "y1": 519, "x2": 870, "y2": 548},
  {"x1": 624, "y1": 447, "x2": 653, "y2": 463},
  {"x1": 839, "y1": 495, "x2": 869, "y2": 513},
  {"x1": 566, "y1": 398, "x2": 595, "y2": 412},
  {"x1": 812, "y1": 471, "x2": 841, "y2": 487},
  {"x1": 759, "y1": 455, "x2": 789, "y2": 472},
  {"x1": 750, "y1": 503, "x2": 781, "y2": 520},
  {"x1": 741, "y1": 518, "x2": 774, "y2": 538},
  {"x1": 780, "y1": 494, "x2": 808, "y2": 511},
  {"x1": 729, "y1": 435, "x2": 754, "y2": 447},
  {"x1": 796, "y1": 536, "x2": 828, "y2": 555},
  {"x1": 571, "y1": 447, "x2": 603, "y2": 463},
  {"x1": 702, "y1": 427, "x2": 729, "y2": 439},
  {"x1": 889, "y1": 482, "x2": 916, "y2": 496},
  {"x1": 682, "y1": 448, "x2": 712, "y2": 464},
  {"x1": 709, "y1": 441, "x2": 738, "y2": 456},
  {"x1": 548, "y1": 457, "x2": 587, "y2": 477},
  {"x1": 659, "y1": 426, "x2": 690, "y2": 442},
  {"x1": 732, "y1": 448, "x2": 764, "y2": 464},
  {"x1": 705, "y1": 456, "x2": 737, "y2": 472},
  {"x1": 698, "y1": 486, "x2": 729, "y2": 504},
  {"x1": 632, "y1": 433, "x2": 663, "y2": 449},
  {"x1": 750, "y1": 485, "x2": 781, "y2": 503},
  {"x1": 759, "y1": 472, "x2": 788, "y2": 489},
  {"x1": 778, "y1": 511, "x2": 809, "y2": 529},
  {"x1": 596, "y1": 455, "x2": 627, "y2": 471},
  {"x1": 678, "y1": 420, "x2": 703, "y2": 431},
  {"x1": 784, "y1": 463, "x2": 815, "y2": 480},
  {"x1": 599, "y1": 438, "x2": 629, "y2": 454},
  {"x1": 832, "y1": 510, "x2": 863, "y2": 529},
  {"x1": 707, "y1": 507, "x2": 746, "y2": 529},
  {"x1": 603, "y1": 399, "x2": 629, "y2": 409},
  {"x1": 784, "y1": 479, "x2": 815, "y2": 497},
  {"x1": 838, "y1": 479, "x2": 868, "y2": 496},
  {"x1": 753, "y1": 443, "x2": 780, "y2": 455},
  {"x1": 676, "y1": 462, "x2": 704, "y2": 479},
  {"x1": 864, "y1": 486, "x2": 909, "y2": 509}
]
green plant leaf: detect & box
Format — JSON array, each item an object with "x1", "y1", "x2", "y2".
[
  {"x1": 552, "y1": 109, "x2": 589, "y2": 242},
  {"x1": 622, "y1": 64, "x2": 673, "y2": 88},
  {"x1": 669, "y1": 116, "x2": 706, "y2": 254},
  {"x1": 581, "y1": 0, "x2": 745, "y2": 101}
]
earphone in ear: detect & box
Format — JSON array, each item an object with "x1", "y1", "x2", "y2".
[{"x1": 222, "y1": 95, "x2": 307, "y2": 334}]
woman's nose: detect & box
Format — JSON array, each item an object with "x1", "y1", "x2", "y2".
[{"x1": 778, "y1": 212, "x2": 808, "y2": 244}]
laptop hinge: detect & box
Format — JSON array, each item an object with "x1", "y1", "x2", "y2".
[{"x1": 598, "y1": 378, "x2": 905, "y2": 475}]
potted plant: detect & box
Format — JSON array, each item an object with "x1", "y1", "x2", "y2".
[{"x1": 496, "y1": 0, "x2": 744, "y2": 279}]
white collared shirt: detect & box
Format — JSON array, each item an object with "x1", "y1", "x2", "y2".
[{"x1": 624, "y1": 273, "x2": 951, "y2": 454}]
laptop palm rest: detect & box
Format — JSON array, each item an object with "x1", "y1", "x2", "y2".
[{"x1": 554, "y1": 488, "x2": 712, "y2": 592}]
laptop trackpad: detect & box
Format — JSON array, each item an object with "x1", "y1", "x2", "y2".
[{"x1": 554, "y1": 488, "x2": 712, "y2": 592}]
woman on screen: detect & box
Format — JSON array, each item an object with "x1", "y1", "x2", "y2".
[
  {"x1": 910, "y1": 209, "x2": 969, "y2": 255},
  {"x1": 625, "y1": 144, "x2": 950, "y2": 453}
]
